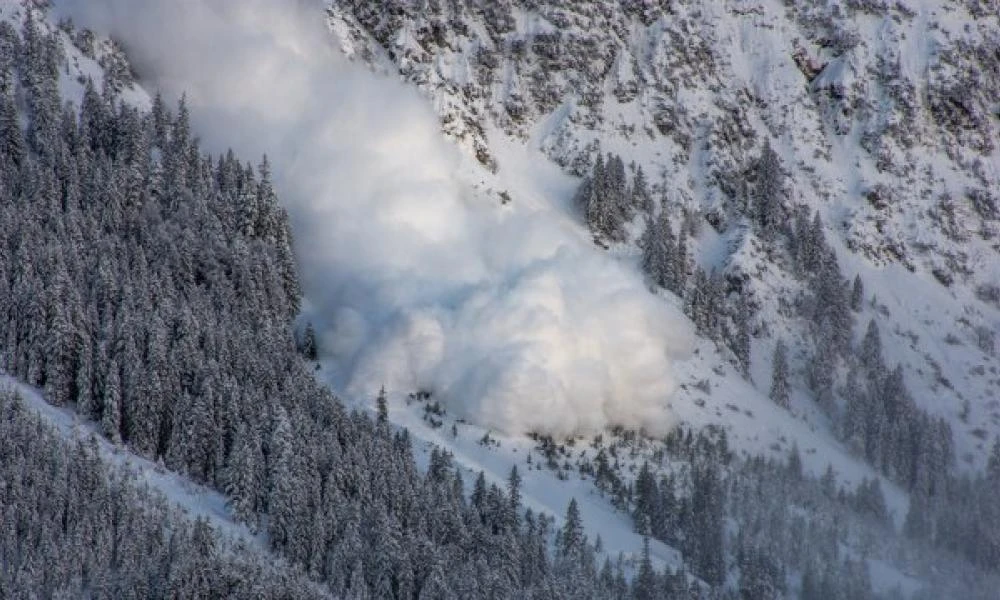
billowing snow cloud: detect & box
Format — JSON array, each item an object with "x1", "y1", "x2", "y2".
[{"x1": 59, "y1": 0, "x2": 693, "y2": 436}]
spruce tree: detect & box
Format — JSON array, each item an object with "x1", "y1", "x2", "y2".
[
  {"x1": 559, "y1": 498, "x2": 586, "y2": 561},
  {"x1": 673, "y1": 224, "x2": 689, "y2": 294},
  {"x1": 300, "y1": 322, "x2": 318, "y2": 360},
  {"x1": 506, "y1": 465, "x2": 522, "y2": 530},
  {"x1": 639, "y1": 210, "x2": 674, "y2": 290},
  {"x1": 633, "y1": 537, "x2": 658, "y2": 600},
  {"x1": 267, "y1": 406, "x2": 295, "y2": 551},
  {"x1": 861, "y1": 319, "x2": 884, "y2": 377},
  {"x1": 631, "y1": 164, "x2": 653, "y2": 214},
  {"x1": 754, "y1": 141, "x2": 784, "y2": 237},
  {"x1": 770, "y1": 339, "x2": 790, "y2": 408},
  {"x1": 733, "y1": 294, "x2": 752, "y2": 379},
  {"x1": 376, "y1": 385, "x2": 388, "y2": 424},
  {"x1": 102, "y1": 359, "x2": 122, "y2": 443},
  {"x1": 633, "y1": 462, "x2": 658, "y2": 536},
  {"x1": 689, "y1": 463, "x2": 725, "y2": 586},
  {"x1": 225, "y1": 424, "x2": 261, "y2": 529},
  {"x1": 787, "y1": 442, "x2": 803, "y2": 480},
  {"x1": 851, "y1": 274, "x2": 864, "y2": 312}
]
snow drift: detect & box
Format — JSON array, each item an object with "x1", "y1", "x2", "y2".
[{"x1": 58, "y1": 0, "x2": 693, "y2": 436}]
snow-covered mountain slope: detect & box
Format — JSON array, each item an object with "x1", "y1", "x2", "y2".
[
  {"x1": 320, "y1": 2, "x2": 1000, "y2": 593},
  {"x1": 20, "y1": 0, "x2": 1000, "y2": 595},
  {"x1": 327, "y1": 0, "x2": 1000, "y2": 471}
]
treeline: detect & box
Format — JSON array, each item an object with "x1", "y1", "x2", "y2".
[{"x1": 0, "y1": 388, "x2": 332, "y2": 599}]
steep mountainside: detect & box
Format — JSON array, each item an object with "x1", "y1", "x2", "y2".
[
  {"x1": 5, "y1": 0, "x2": 1000, "y2": 597},
  {"x1": 321, "y1": 1, "x2": 1000, "y2": 595},
  {"x1": 328, "y1": 0, "x2": 1000, "y2": 470}
]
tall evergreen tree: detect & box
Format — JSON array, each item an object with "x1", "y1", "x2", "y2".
[
  {"x1": 506, "y1": 465, "x2": 522, "y2": 530},
  {"x1": 753, "y1": 140, "x2": 784, "y2": 237},
  {"x1": 267, "y1": 406, "x2": 296, "y2": 550},
  {"x1": 633, "y1": 537, "x2": 658, "y2": 600},
  {"x1": 688, "y1": 463, "x2": 725, "y2": 586},
  {"x1": 225, "y1": 423, "x2": 261, "y2": 529},
  {"x1": 633, "y1": 462, "x2": 659, "y2": 536},
  {"x1": 558, "y1": 498, "x2": 586, "y2": 561},
  {"x1": 376, "y1": 385, "x2": 388, "y2": 425},
  {"x1": 101, "y1": 358, "x2": 122, "y2": 443},
  {"x1": 639, "y1": 209, "x2": 675, "y2": 290},
  {"x1": 631, "y1": 164, "x2": 653, "y2": 214},
  {"x1": 770, "y1": 339, "x2": 790, "y2": 408},
  {"x1": 733, "y1": 294, "x2": 752, "y2": 379},
  {"x1": 672, "y1": 223, "x2": 689, "y2": 293},
  {"x1": 861, "y1": 319, "x2": 884, "y2": 376},
  {"x1": 850, "y1": 274, "x2": 864, "y2": 312}
]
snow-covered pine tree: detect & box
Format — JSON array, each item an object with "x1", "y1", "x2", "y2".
[
  {"x1": 753, "y1": 140, "x2": 784, "y2": 238},
  {"x1": 850, "y1": 274, "x2": 864, "y2": 312},
  {"x1": 639, "y1": 209, "x2": 675, "y2": 290},
  {"x1": 770, "y1": 339, "x2": 790, "y2": 408}
]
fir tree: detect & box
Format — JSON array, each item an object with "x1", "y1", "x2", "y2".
[
  {"x1": 558, "y1": 498, "x2": 586, "y2": 561},
  {"x1": 733, "y1": 294, "x2": 752, "y2": 379},
  {"x1": 225, "y1": 424, "x2": 261, "y2": 529},
  {"x1": 300, "y1": 322, "x2": 318, "y2": 360},
  {"x1": 673, "y1": 222, "x2": 689, "y2": 294},
  {"x1": 688, "y1": 462, "x2": 725, "y2": 586},
  {"x1": 861, "y1": 319, "x2": 884, "y2": 377},
  {"x1": 639, "y1": 210, "x2": 674, "y2": 290},
  {"x1": 787, "y1": 442, "x2": 803, "y2": 480},
  {"x1": 753, "y1": 140, "x2": 784, "y2": 237},
  {"x1": 102, "y1": 359, "x2": 122, "y2": 443},
  {"x1": 770, "y1": 339, "x2": 790, "y2": 408},
  {"x1": 631, "y1": 164, "x2": 653, "y2": 214},
  {"x1": 633, "y1": 537, "x2": 658, "y2": 600},
  {"x1": 633, "y1": 462, "x2": 659, "y2": 536},
  {"x1": 376, "y1": 385, "x2": 388, "y2": 424},
  {"x1": 851, "y1": 274, "x2": 864, "y2": 312},
  {"x1": 506, "y1": 465, "x2": 522, "y2": 530}
]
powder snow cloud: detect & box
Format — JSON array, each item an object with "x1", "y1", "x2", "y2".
[{"x1": 58, "y1": 0, "x2": 694, "y2": 437}]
